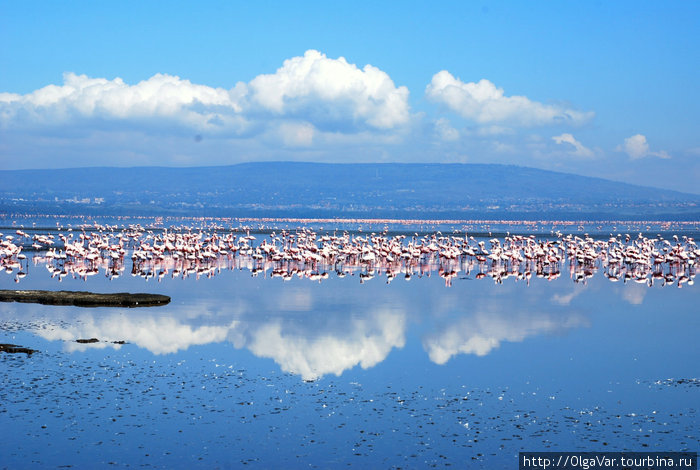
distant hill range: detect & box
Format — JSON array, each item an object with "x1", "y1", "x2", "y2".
[{"x1": 1, "y1": 162, "x2": 698, "y2": 220}]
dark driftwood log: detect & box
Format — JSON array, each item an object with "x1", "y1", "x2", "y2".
[
  {"x1": 0, "y1": 290, "x2": 170, "y2": 308},
  {"x1": 75, "y1": 338, "x2": 100, "y2": 344},
  {"x1": 0, "y1": 343, "x2": 37, "y2": 355}
]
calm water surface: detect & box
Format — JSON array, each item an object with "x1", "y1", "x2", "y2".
[{"x1": 1, "y1": 222, "x2": 698, "y2": 468}]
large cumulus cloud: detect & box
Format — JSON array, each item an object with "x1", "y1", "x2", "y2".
[
  {"x1": 0, "y1": 50, "x2": 411, "y2": 140},
  {"x1": 244, "y1": 50, "x2": 410, "y2": 130},
  {"x1": 0, "y1": 72, "x2": 244, "y2": 132}
]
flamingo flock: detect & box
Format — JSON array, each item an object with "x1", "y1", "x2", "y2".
[{"x1": 0, "y1": 224, "x2": 697, "y2": 288}]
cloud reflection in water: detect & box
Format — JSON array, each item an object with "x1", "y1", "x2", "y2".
[
  {"x1": 423, "y1": 310, "x2": 588, "y2": 364},
  {"x1": 231, "y1": 309, "x2": 405, "y2": 380},
  {"x1": 1, "y1": 273, "x2": 604, "y2": 379}
]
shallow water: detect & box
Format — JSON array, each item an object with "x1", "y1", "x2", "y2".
[{"x1": 1, "y1": 224, "x2": 698, "y2": 469}]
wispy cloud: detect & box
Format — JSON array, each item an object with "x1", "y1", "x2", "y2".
[
  {"x1": 433, "y1": 117, "x2": 459, "y2": 141},
  {"x1": 552, "y1": 133, "x2": 594, "y2": 158},
  {"x1": 422, "y1": 309, "x2": 587, "y2": 364},
  {"x1": 426, "y1": 70, "x2": 594, "y2": 127}
]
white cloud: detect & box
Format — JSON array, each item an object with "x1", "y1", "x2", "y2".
[
  {"x1": 0, "y1": 50, "x2": 411, "y2": 139},
  {"x1": 618, "y1": 134, "x2": 670, "y2": 160},
  {"x1": 474, "y1": 125, "x2": 513, "y2": 136},
  {"x1": 492, "y1": 141, "x2": 517, "y2": 154},
  {"x1": 245, "y1": 50, "x2": 410, "y2": 130},
  {"x1": 621, "y1": 284, "x2": 646, "y2": 305},
  {"x1": 276, "y1": 121, "x2": 316, "y2": 147},
  {"x1": 0, "y1": 72, "x2": 246, "y2": 133},
  {"x1": 551, "y1": 285, "x2": 587, "y2": 306},
  {"x1": 552, "y1": 133, "x2": 594, "y2": 157},
  {"x1": 434, "y1": 117, "x2": 459, "y2": 141},
  {"x1": 426, "y1": 70, "x2": 594, "y2": 127}
]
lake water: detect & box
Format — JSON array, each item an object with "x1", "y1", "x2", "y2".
[{"x1": 1, "y1": 219, "x2": 698, "y2": 468}]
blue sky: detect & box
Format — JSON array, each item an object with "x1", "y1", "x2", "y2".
[{"x1": 1, "y1": 1, "x2": 698, "y2": 193}]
